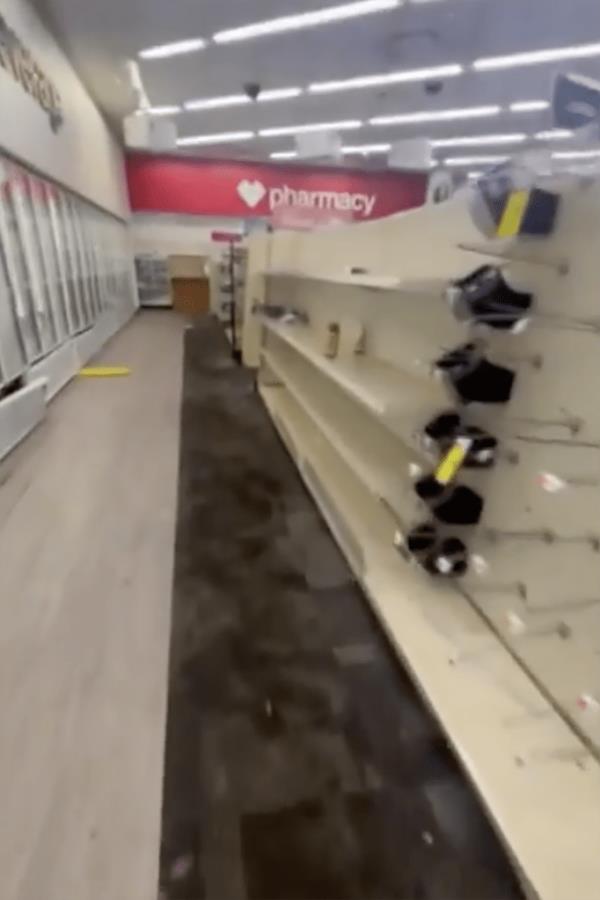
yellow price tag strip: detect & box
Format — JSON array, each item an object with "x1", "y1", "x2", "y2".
[
  {"x1": 434, "y1": 438, "x2": 472, "y2": 486},
  {"x1": 496, "y1": 190, "x2": 529, "y2": 238},
  {"x1": 79, "y1": 366, "x2": 131, "y2": 378}
]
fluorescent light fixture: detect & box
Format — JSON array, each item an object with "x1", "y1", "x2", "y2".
[
  {"x1": 342, "y1": 143, "x2": 391, "y2": 153},
  {"x1": 468, "y1": 171, "x2": 484, "y2": 179},
  {"x1": 185, "y1": 87, "x2": 303, "y2": 111},
  {"x1": 213, "y1": 0, "x2": 401, "y2": 44},
  {"x1": 139, "y1": 38, "x2": 206, "y2": 60},
  {"x1": 137, "y1": 105, "x2": 181, "y2": 116},
  {"x1": 259, "y1": 119, "x2": 362, "y2": 137},
  {"x1": 270, "y1": 151, "x2": 299, "y2": 159},
  {"x1": 552, "y1": 149, "x2": 600, "y2": 160},
  {"x1": 474, "y1": 42, "x2": 600, "y2": 71},
  {"x1": 431, "y1": 133, "x2": 527, "y2": 148},
  {"x1": 371, "y1": 105, "x2": 501, "y2": 126},
  {"x1": 535, "y1": 129, "x2": 574, "y2": 140},
  {"x1": 510, "y1": 100, "x2": 550, "y2": 113},
  {"x1": 259, "y1": 87, "x2": 303, "y2": 102},
  {"x1": 185, "y1": 94, "x2": 249, "y2": 111},
  {"x1": 444, "y1": 155, "x2": 510, "y2": 166},
  {"x1": 177, "y1": 131, "x2": 255, "y2": 146},
  {"x1": 309, "y1": 64, "x2": 463, "y2": 94}
]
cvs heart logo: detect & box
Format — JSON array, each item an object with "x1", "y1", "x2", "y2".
[{"x1": 237, "y1": 179, "x2": 267, "y2": 209}]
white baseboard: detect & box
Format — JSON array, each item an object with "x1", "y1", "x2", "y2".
[
  {"x1": 0, "y1": 378, "x2": 47, "y2": 462},
  {"x1": 29, "y1": 341, "x2": 80, "y2": 401}
]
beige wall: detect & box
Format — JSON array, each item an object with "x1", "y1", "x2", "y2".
[{"x1": 0, "y1": 0, "x2": 128, "y2": 217}]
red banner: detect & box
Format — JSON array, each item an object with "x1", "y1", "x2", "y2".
[{"x1": 126, "y1": 154, "x2": 427, "y2": 223}]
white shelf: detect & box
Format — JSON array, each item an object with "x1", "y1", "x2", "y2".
[
  {"x1": 266, "y1": 266, "x2": 445, "y2": 295},
  {"x1": 261, "y1": 381, "x2": 600, "y2": 900},
  {"x1": 263, "y1": 319, "x2": 447, "y2": 446},
  {"x1": 262, "y1": 345, "x2": 424, "y2": 529}
]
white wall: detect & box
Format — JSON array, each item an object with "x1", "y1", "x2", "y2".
[
  {"x1": 131, "y1": 213, "x2": 245, "y2": 258},
  {"x1": 0, "y1": 0, "x2": 128, "y2": 218}
]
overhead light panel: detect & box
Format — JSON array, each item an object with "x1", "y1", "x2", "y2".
[
  {"x1": 510, "y1": 100, "x2": 550, "y2": 113},
  {"x1": 535, "y1": 129, "x2": 574, "y2": 140},
  {"x1": 177, "y1": 131, "x2": 255, "y2": 146},
  {"x1": 259, "y1": 87, "x2": 303, "y2": 102},
  {"x1": 259, "y1": 120, "x2": 362, "y2": 137},
  {"x1": 213, "y1": 0, "x2": 400, "y2": 43},
  {"x1": 270, "y1": 151, "x2": 299, "y2": 159},
  {"x1": 309, "y1": 64, "x2": 463, "y2": 94},
  {"x1": 444, "y1": 155, "x2": 510, "y2": 166},
  {"x1": 371, "y1": 105, "x2": 501, "y2": 126},
  {"x1": 185, "y1": 94, "x2": 249, "y2": 111},
  {"x1": 185, "y1": 87, "x2": 303, "y2": 111},
  {"x1": 552, "y1": 149, "x2": 600, "y2": 160},
  {"x1": 474, "y1": 42, "x2": 600, "y2": 71},
  {"x1": 137, "y1": 105, "x2": 181, "y2": 117},
  {"x1": 139, "y1": 38, "x2": 207, "y2": 60},
  {"x1": 431, "y1": 133, "x2": 527, "y2": 148},
  {"x1": 342, "y1": 143, "x2": 391, "y2": 153}
]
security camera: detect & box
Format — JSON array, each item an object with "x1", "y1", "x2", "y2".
[
  {"x1": 244, "y1": 82, "x2": 262, "y2": 101},
  {"x1": 424, "y1": 80, "x2": 443, "y2": 96}
]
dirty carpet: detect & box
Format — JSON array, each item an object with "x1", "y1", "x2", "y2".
[{"x1": 159, "y1": 317, "x2": 523, "y2": 900}]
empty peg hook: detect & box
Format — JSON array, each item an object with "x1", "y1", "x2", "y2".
[
  {"x1": 497, "y1": 351, "x2": 544, "y2": 370},
  {"x1": 508, "y1": 410, "x2": 583, "y2": 436},
  {"x1": 469, "y1": 581, "x2": 528, "y2": 600},
  {"x1": 523, "y1": 596, "x2": 600, "y2": 615},
  {"x1": 551, "y1": 533, "x2": 600, "y2": 551},
  {"x1": 457, "y1": 242, "x2": 569, "y2": 276},
  {"x1": 508, "y1": 615, "x2": 572, "y2": 641},
  {"x1": 515, "y1": 747, "x2": 590, "y2": 768},
  {"x1": 485, "y1": 527, "x2": 555, "y2": 544}
]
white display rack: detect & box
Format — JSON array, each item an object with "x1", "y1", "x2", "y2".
[{"x1": 245, "y1": 188, "x2": 600, "y2": 900}]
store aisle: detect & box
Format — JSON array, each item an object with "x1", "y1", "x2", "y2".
[
  {"x1": 160, "y1": 318, "x2": 522, "y2": 900},
  {"x1": 0, "y1": 312, "x2": 184, "y2": 900}
]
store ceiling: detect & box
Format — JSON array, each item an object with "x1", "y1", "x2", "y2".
[{"x1": 32, "y1": 0, "x2": 600, "y2": 168}]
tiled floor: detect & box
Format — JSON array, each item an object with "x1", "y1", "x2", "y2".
[{"x1": 160, "y1": 318, "x2": 523, "y2": 900}]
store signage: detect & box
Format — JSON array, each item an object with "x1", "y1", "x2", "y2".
[
  {"x1": 236, "y1": 179, "x2": 376, "y2": 217},
  {"x1": 126, "y1": 155, "x2": 427, "y2": 222},
  {"x1": 0, "y1": 13, "x2": 63, "y2": 132}
]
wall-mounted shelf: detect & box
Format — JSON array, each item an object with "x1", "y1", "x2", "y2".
[
  {"x1": 262, "y1": 319, "x2": 447, "y2": 445},
  {"x1": 247, "y1": 182, "x2": 600, "y2": 899},
  {"x1": 260, "y1": 378, "x2": 600, "y2": 900}
]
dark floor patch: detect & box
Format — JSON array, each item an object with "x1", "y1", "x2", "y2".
[{"x1": 159, "y1": 317, "x2": 523, "y2": 900}]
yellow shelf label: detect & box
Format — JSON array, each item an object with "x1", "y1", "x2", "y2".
[{"x1": 434, "y1": 438, "x2": 472, "y2": 485}]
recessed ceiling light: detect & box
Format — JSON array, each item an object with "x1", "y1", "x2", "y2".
[
  {"x1": 431, "y1": 133, "x2": 527, "y2": 148},
  {"x1": 259, "y1": 120, "x2": 362, "y2": 137},
  {"x1": 270, "y1": 151, "x2": 299, "y2": 159},
  {"x1": 510, "y1": 100, "x2": 550, "y2": 113},
  {"x1": 371, "y1": 105, "x2": 501, "y2": 126},
  {"x1": 213, "y1": 0, "x2": 401, "y2": 43},
  {"x1": 139, "y1": 38, "x2": 207, "y2": 60},
  {"x1": 137, "y1": 105, "x2": 181, "y2": 116},
  {"x1": 177, "y1": 131, "x2": 255, "y2": 146},
  {"x1": 342, "y1": 143, "x2": 391, "y2": 153},
  {"x1": 535, "y1": 129, "x2": 574, "y2": 140},
  {"x1": 552, "y1": 149, "x2": 600, "y2": 160},
  {"x1": 309, "y1": 64, "x2": 463, "y2": 94},
  {"x1": 444, "y1": 155, "x2": 510, "y2": 166},
  {"x1": 473, "y1": 42, "x2": 600, "y2": 71}
]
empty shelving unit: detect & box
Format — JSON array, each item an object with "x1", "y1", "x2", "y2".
[{"x1": 243, "y1": 185, "x2": 600, "y2": 900}]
